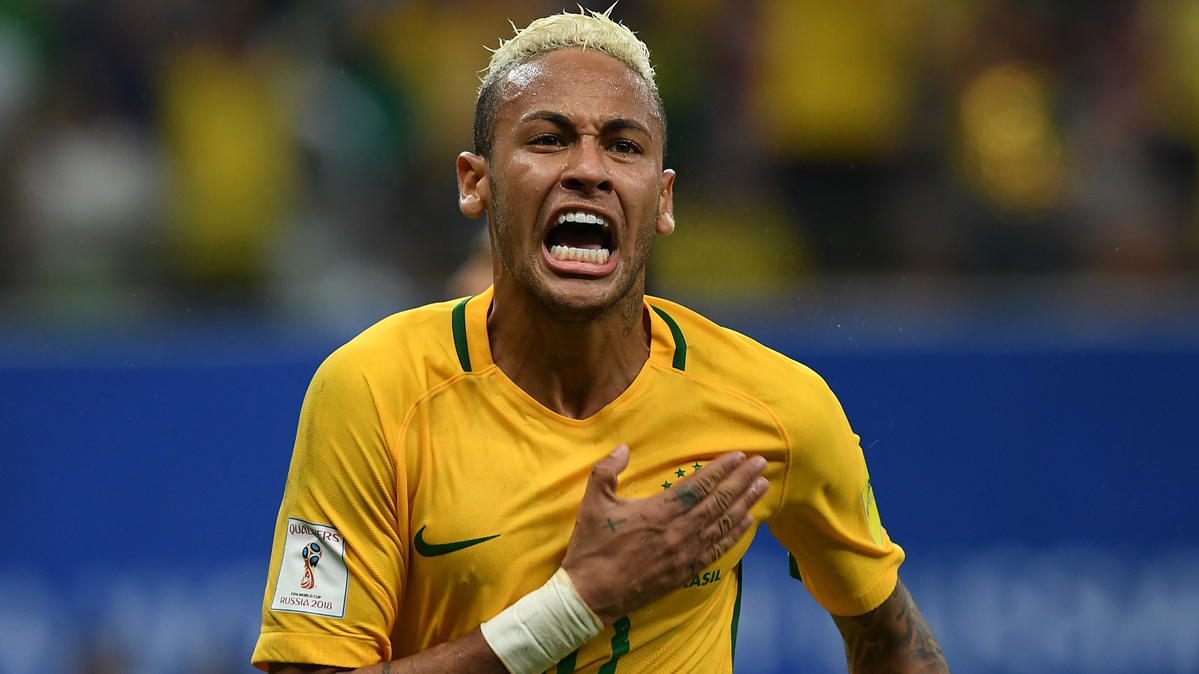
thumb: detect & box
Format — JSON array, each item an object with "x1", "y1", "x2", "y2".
[{"x1": 585, "y1": 444, "x2": 630, "y2": 498}]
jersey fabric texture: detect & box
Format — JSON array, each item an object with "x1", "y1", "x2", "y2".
[{"x1": 252, "y1": 287, "x2": 904, "y2": 673}]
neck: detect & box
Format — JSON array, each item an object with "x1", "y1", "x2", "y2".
[{"x1": 487, "y1": 279, "x2": 651, "y2": 420}]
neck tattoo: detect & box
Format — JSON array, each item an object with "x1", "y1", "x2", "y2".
[{"x1": 619, "y1": 293, "x2": 641, "y2": 338}]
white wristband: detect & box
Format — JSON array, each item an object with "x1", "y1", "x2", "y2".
[{"x1": 480, "y1": 568, "x2": 604, "y2": 674}]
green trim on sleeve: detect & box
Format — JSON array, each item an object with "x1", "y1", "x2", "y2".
[
  {"x1": 788, "y1": 552, "x2": 803, "y2": 582},
  {"x1": 650, "y1": 306, "x2": 687, "y2": 371},
  {"x1": 451, "y1": 296, "x2": 473, "y2": 372}
]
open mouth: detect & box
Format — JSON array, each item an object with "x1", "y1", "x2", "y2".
[{"x1": 545, "y1": 211, "x2": 614, "y2": 266}]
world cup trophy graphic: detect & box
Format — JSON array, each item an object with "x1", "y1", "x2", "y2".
[{"x1": 301, "y1": 542, "x2": 322, "y2": 590}]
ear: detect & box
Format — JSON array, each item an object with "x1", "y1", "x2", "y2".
[
  {"x1": 457, "y1": 152, "x2": 490, "y2": 218},
  {"x1": 655, "y1": 169, "x2": 676, "y2": 235}
]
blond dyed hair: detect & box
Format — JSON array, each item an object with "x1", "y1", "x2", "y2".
[
  {"x1": 472, "y1": 6, "x2": 664, "y2": 158},
  {"x1": 481, "y1": 6, "x2": 656, "y2": 96}
]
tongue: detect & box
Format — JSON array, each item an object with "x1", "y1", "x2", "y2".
[{"x1": 548, "y1": 223, "x2": 605, "y2": 250}]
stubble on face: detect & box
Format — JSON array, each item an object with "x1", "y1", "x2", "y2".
[
  {"x1": 489, "y1": 174, "x2": 661, "y2": 325},
  {"x1": 483, "y1": 50, "x2": 667, "y2": 325}
]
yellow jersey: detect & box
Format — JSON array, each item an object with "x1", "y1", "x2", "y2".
[{"x1": 252, "y1": 287, "x2": 903, "y2": 673}]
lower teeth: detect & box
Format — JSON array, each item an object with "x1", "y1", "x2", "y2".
[{"x1": 550, "y1": 245, "x2": 610, "y2": 264}]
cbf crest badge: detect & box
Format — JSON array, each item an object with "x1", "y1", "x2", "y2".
[{"x1": 269, "y1": 517, "x2": 348, "y2": 618}]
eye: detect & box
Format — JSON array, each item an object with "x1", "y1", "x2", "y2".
[
  {"x1": 528, "y1": 134, "x2": 564, "y2": 147},
  {"x1": 609, "y1": 139, "x2": 642, "y2": 155}
]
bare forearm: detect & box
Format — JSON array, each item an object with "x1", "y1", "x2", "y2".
[
  {"x1": 268, "y1": 627, "x2": 508, "y2": 674},
  {"x1": 831, "y1": 579, "x2": 949, "y2": 674}
]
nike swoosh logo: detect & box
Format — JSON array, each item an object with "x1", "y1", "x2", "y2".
[{"x1": 413, "y1": 526, "x2": 500, "y2": 557}]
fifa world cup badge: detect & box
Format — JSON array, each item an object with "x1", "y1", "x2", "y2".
[
  {"x1": 270, "y1": 517, "x2": 349, "y2": 618},
  {"x1": 301, "y1": 542, "x2": 322, "y2": 589}
]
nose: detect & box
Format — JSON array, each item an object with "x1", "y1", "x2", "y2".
[{"x1": 560, "y1": 137, "x2": 612, "y2": 193}]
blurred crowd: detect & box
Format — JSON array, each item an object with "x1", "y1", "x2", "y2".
[{"x1": 0, "y1": 0, "x2": 1198, "y2": 321}]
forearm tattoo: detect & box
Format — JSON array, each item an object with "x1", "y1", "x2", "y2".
[
  {"x1": 381, "y1": 662, "x2": 391, "y2": 674},
  {"x1": 832, "y1": 580, "x2": 949, "y2": 674}
]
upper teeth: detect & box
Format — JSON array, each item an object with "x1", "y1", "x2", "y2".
[{"x1": 558, "y1": 212, "x2": 610, "y2": 231}]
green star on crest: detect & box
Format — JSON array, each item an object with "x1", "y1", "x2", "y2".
[
  {"x1": 662, "y1": 481, "x2": 672, "y2": 489},
  {"x1": 676, "y1": 469, "x2": 686, "y2": 478},
  {"x1": 693, "y1": 462, "x2": 702, "y2": 471}
]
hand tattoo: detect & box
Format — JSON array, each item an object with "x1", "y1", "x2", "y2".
[{"x1": 672, "y1": 484, "x2": 703, "y2": 510}]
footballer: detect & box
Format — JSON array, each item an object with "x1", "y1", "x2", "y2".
[{"x1": 253, "y1": 8, "x2": 949, "y2": 674}]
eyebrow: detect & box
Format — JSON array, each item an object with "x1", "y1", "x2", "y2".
[
  {"x1": 520, "y1": 111, "x2": 655, "y2": 139},
  {"x1": 602, "y1": 117, "x2": 654, "y2": 138}
]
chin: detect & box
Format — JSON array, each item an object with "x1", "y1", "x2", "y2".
[
  {"x1": 536, "y1": 286, "x2": 617, "y2": 324},
  {"x1": 530, "y1": 274, "x2": 633, "y2": 324}
]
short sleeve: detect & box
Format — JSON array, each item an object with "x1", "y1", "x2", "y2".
[
  {"x1": 765, "y1": 372, "x2": 904, "y2": 617},
  {"x1": 251, "y1": 346, "x2": 408, "y2": 670}
]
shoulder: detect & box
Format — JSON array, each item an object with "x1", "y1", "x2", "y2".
[
  {"x1": 307, "y1": 298, "x2": 467, "y2": 415},
  {"x1": 644, "y1": 296, "x2": 841, "y2": 420}
]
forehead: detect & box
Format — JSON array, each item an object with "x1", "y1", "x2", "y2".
[{"x1": 496, "y1": 48, "x2": 661, "y2": 133}]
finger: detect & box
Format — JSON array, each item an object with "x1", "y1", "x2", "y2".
[
  {"x1": 684, "y1": 456, "x2": 767, "y2": 524},
  {"x1": 660, "y1": 451, "x2": 747, "y2": 512},
  {"x1": 696, "y1": 513, "x2": 756, "y2": 571},
  {"x1": 583, "y1": 444, "x2": 631, "y2": 502},
  {"x1": 698, "y1": 476, "x2": 767, "y2": 546}
]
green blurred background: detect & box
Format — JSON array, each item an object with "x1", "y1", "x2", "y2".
[{"x1": 3, "y1": 0, "x2": 1199, "y2": 321}]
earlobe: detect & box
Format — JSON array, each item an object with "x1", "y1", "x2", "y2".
[
  {"x1": 457, "y1": 152, "x2": 490, "y2": 219},
  {"x1": 656, "y1": 213, "x2": 675, "y2": 236}
]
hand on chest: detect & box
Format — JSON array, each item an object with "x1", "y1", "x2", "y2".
[{"x1": 405, "y1": 394, "x2": 787, "y2": 604}]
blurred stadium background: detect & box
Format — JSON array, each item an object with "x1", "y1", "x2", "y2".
[{"x1": 2, "y1": 0, "x2": 1199, "y2": 672}]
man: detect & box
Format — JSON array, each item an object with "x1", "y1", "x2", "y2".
[{"x1": 253, "y1": 9, "x2": 949, "y2": 674}]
